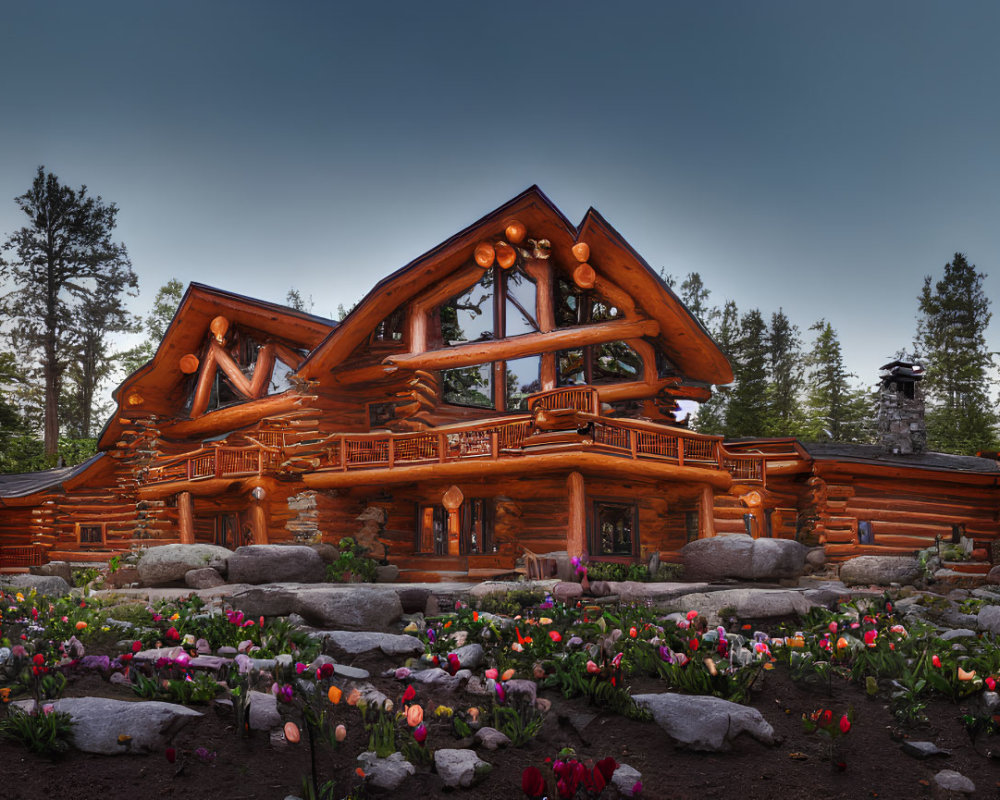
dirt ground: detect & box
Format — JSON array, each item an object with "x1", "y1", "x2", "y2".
[{"x1": 3, "y1": 643, "x2": 999, "y2": 800}]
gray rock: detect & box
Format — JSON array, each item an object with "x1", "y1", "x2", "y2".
[
  {"x1": 295, "y1": 587, "x2": 403, "y2": 631},
  {"x1": 357, "y1": 751, "x2": 415, "y2": 791},
  {"x1": 248, "y1": 690, "x2": 283, "y2": 730},
  {"x1": 504, "y1": 679, "x2": 537, "y2": 707},
  {"x1": 986, "y1": 565, "x2": 1000, "y2": 585},
  {"x1": 0, "y1": 574, "x2": 73, "y2": 596},
  {"x1": 633, "y1": 693, "x2": 775, "y2": 751},
  {"x1": 333, "y1": 664, "x2": 369, "y2": 680},
  {"x1": 30, "y1": 560, "x2": 73, "y2": 584},
  {"x1": 310, "y1": 542, "x2": 340, "y2": 563},
  {"x1": 681, "y1": 534, "x2": 754, "y2": 581},
  {"x1": 933, "y1": 769, "x2": 975, "y2": 795},
  {"x1": 137, "y1": 544, "x2": 232, "y2": 586},
  {"x1": 901, "y1": 740, "x2": 951, "y2": 759},
  {"x1": 13, "y1": 697, "x2": 201, "y2": 755},
  {"x1": 468, "y1": 580, "x2": 558, "y2": 601},
  {"x1": 396, "y1": 587, "x2": 432, "y2": 614},
  {"x1": 433, "y1": 748, "x2": 492, "y2": 788},
  {"x1": 188, "y1": 655, "x2": 230, "y2": 672},
  {"x1": 452, "y1": 643, "x2": 484, "y2": 671},
  {"x1": 411, "y1": 667, "x2": 462, "y2": 690},
  {"x1": 473, "y1": 726, "x2": 511, "y2": 750},
  {"x1": 184, "y1": 567, "x2": 225, "y2": 589},
  {"x1": 0, "y1": 646, "x2": 11, "y2": 665},
  {"x1": 839, "y1": 555, "x2": 920, "y2": 587},
  {"x1": 227, "y1": 545, "x2": 325, "y2": 585},
  {"x1": 805, "y1": 547, "x2": 827, "y2": 569},
  {"x1": 230, "y1": 585, "x2": 299, "y2": 618},
  {"x1": 375, "y1": 564, "x2": 399, "y2": 583},
  {"x1": 665, "y1": 588, "x2": 814, "y2": 626},
  {"x1": 750, "y1": 538, "x2": 807, "y2": 579},
  {"x1": 939, "y1": 628, "x2": 977, "y2": 641},
  {"x1": 612, "y1": 764, "x2": 643, "y2": 797},
  {"x1": 321, "y1": 630, "x2": 423, "y2": 657},
  {"x1": 977, "y1": 604, "x2": 1000, "y2": 635},
  {"x1": 553, "y1": 582, "x2": 583, "y2": 604}
]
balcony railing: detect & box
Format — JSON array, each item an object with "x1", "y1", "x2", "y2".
[
  {"x1": 146, "y1": 445, "x2": 279, "y2": 485},
  {"x1": 0, "y1": 544, "x2": 43, "y2": 569}
]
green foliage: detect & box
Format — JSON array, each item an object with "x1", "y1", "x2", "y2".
[
  {"x1": 802, "y1": 319, "x2": 873, "y2": 443},
  {"x1": 475, "y1": 589, "x2": 545, "y2": 615},
  {"x1": 0, "y1": 706, "x2": 74, "y2": 757},
  {"x1": 490, "y1": 696, "x2": 544, "y2": 746},
  {"x1": 72, "y1": 567, "x2": 101, "y2": 588},
  {"x1": 725, "y1": 309, "x2": 770, "y2": 438},
  {"x1": 326, "y1": 537, "x2": 379, "y2": 583},
  {"x1": 916, "y1": 253, "x2": 998, "y2": 454},
  {"x1": 120, "y1": 279, "x2": 183, "y2": 375},
  {"x1": 362, "y1": 700, "x2": 397, "y2": 758}
]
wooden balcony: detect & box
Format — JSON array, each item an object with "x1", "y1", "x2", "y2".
[{"x1": 146, "y1": 445, "x2": 280, "y2": 485}]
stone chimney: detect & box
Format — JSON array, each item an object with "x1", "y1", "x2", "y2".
[{"x1": 877, "y1": 359, "x2": 926, "y2": 455}]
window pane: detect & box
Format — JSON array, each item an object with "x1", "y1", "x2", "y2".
[
  {"x1": 442, "y1": 364, "x2": 493, "y2": 408},
  {"x1": 505, "y1": 356, "x2": 541, "y2": 411},
  {"x1": 595, "y1": 502, "x2": 635, "y2": 556},
  {"x1": 504, "y1": 270, "x2": 538, "y2": 337},
  {"x1": 556, "y1": 349, "x2": 586, "y2": 386},
  {"x1": 441, "y1": 272, "x2": 495, "y2": 345},
  {"x1": 554, "y1": 278, "x2": 582, "y2": 328},
  {"x1": 592, "y1": 341, "x2": 642, "y2": 384}
]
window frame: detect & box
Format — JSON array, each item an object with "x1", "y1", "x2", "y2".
[
  {"x1": 588, "y1": 498, "x2": 639, "y2": 562},
  {"x1": 77, "y1": 523, "x2": 105, "y2": 546}
]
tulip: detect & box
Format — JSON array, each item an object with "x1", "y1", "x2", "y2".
[
  {"x1": 836, "y1": 637, "x2": 849, "y2": 650},
  {"x1": 334, "y1": 724, "x2": 347, "y2": 743},
  {"x1": 328, "y1": 685, "x2": 342, "y2": 704},
  {"x1": 346, "y1": 688, "x2": 362, "y2": 706},
  {"x1": 932, "y1": 654, "x2": 942, "y2": 668},
  {"x1": 689, "y1": 638, "x2": 699, "y2": 651},
  {"x1": 828, "y1": 621, "x2": 838, "y2": 633},
  {"x1": 283, "y1": 721, "x2": 301, "y2": 744},
  {"x1": 165, "y1": 747, "x2": 176, "y2": 763},
  {"x1": 484, "y1": 668, "x2": 498, "y2": 680},
  {"x1": 522, "y1": 766, "x2": 546, "y2": 798},
  {"x1": 985, "y1": 676, "x2": 996, "y2": 691},
  {"x1": 686, "y1": 610, "x2": 698, "y2": 621},
  {"x1": 468, "y1": 707, "x2": 480, "y2": 722},
  {"x1": 863, "y1": 630, "x2": 877, "y2": 647},
  {"x1": 586, "y1": 660, "x2": 600, "y2": 674},
  {"x1": 501, "y1": 668, "x2": 515, "y2": 681},
  {"x1": 402, "y1": 684, "x2": 416, "y2": 703},
  {"x1": 75, "y1": 621, "x2": 88, "y2": 631},
  {"x1": 629, "y1": 627, "x2": 638, "y2": 638},
  {"x1": 549, "y1": 630, "x2": 562, "y2": 643},
  {"x1": 406, "y1": 704, "x2": 424, "y2": 727},
  {"x1": 839, "y1": 715, "x2": 851, "y2": 734},
  {"x1": 958, "y1": 667, "x2": 977, "y2": 681},
  {"x1": 412, "y1": 723, "x2": 427, "y2": 744}
]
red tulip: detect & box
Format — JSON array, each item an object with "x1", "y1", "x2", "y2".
[
  {"x1": 595, "y1": 757, "x2": 618, "y2": 782},
  {"x1": 821, "y1": 709, "x2": 833, "y2": 725},
  {"x1": 32, "y1": 653, "x2": 45, "y2": 666},
  {"x1": 839, "y1": 715, "x2": 851, "y2": 734},
  {"x1": 412, "y1": 723, "x2": 427, "y2": 745},
  {"x1": 165, "y1": 627, "x2": 179, "y2": 641},
  {"x1": 132, "y1": 640, "x2": 142, "y2": 652},
  {"x1": 522, "y1": 766, "x2": 545, "y2": 798},
  {"x1": 689, "y1": 638, "x2": 699, "y2": 651},
  {"x1": 402, "y1": 684, "x2": 416, "y2": 703},
  {"x1": 932, "y1": 654, "x2": 942, "y2": 668},
  {"x1": 863, "y1": 630, "x2": 877, "y2": 647},
  {"x1": 985, "y1": 676, "x2": 996, "y2": 691},
  {"x1": 549, "y1": 630, "x2": 562, "y2": 643},
  {"x1": 165, "y1": 747, "x2": 177, "y2": 763}
]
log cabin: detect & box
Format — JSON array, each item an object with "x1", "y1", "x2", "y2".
[{"x1": 2, "y1": 188, "x2": 998, "y2": 579}]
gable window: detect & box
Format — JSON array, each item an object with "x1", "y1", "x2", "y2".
[
  {"x1": 557, "y1": 341, "x2": 642, "y2": 386},
  {"x1": 78, "y1": 523, "x2": 104, "y2": 545},
  {"x1": 555, "y1": 278, "x2": 620, "y2": 328},
  {"x1": 590, "y1": 500, "x2": 638, "y2": 559},
  {"x1": 440, "y1": 267, "x2": 540, "y2": 411}
]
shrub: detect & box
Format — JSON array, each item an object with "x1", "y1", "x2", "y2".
[{"x1": 0, "y1": 706, "x2": 74, "y2": 757}]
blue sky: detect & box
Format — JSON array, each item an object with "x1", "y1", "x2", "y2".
[{"x1": 2, "y1": 1, "x2": 998, "y2": 393}]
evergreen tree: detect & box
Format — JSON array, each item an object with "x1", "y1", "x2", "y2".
[
  {"x1": 692, "y1": 299, "x2": 739, "y2": 434},
  {"x1": 286, "y1": 287, "x2": 314, "y2": 313},
  {"x1": 765, "y1": 309, "x2": 804, "y2": 436},
  {"x1": 0, "y1": 167, "x2": 136, "y2": 460},
  {"x1": 724, "y1": 309, "x2": 770, "y2": 438},
  {"x1": 803, "y1": 320, "x2": 872, "y2": 442},
  {"x1": 679, "y1": 272, "x2": 716, "y2": 328},
  {"x1": 915, "y1": 253, "x2": 998, "y2": 454},
  {"x1": 121, "y1": 279, "x2": 183, "y2": 375}
]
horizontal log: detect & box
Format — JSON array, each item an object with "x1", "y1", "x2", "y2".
[
  {"x1": 303, "y1": 451, "x2": 731, "y2": 491},
  {"x1": 383, "y1": 318, "x2": 659, "y2": 372},
  {"x1": 162, "y1": 393, "x2": 307, "y2": 439}
]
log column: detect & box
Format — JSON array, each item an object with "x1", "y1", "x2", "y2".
[
  {"x1": 699, "y1": 485, "x2": 716, "y2": 539},
  {"x1": 567, "y1": 472, "x2": 586, "y2": 558},
  {"x1": 442, "y1": 485, "x2": 464, "y2": 557},
  {"x1": 177, "y1": 492, "x2": 195, "y2": 544},
  {"x1": 249, "y1": 486, "x2": 268, "y2": 545}
]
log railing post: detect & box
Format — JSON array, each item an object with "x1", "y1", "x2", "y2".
[
  {"x1": 678, "y1": 436, "x2": 685, "y2": 467},
  {"x1": 491, "y1": 430, "x2": 499, "y2": 460},
  {"x1": 439, "y1": 432, "x2": 447, "y2": 463},
  {"x1": 340, "y1": 436, "x2": 347, "y2": 470}
]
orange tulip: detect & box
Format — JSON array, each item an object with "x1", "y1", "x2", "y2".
[
  {"x1": 75, "y1": 621, "x2": 88, "y2": 631},
  {"x1": 406, "y1": 704, "x2": 424, "y2": 727},
  {"x1": 958, "y1": 667, "x2": 977, "y2": 681},
  {"x1": 283, "y1": 722, "x2": 300, "y2": 744},
  {"x1": 328, "y1": 685, "x2": 342, "y2": 705},
  {"x1": 501, "y1": 668, "x2": 515, "y2": 681}
]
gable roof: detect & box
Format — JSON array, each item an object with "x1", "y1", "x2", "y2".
[
  {"x1": 299, "y1": 186, "x2": 732, "y2": 385},
  {"x1": 0, "y1": 453, "x2": 105, "y2": 502},
  {"x1": 98, "y1": 284, "x2": 336, "y2": 449}
]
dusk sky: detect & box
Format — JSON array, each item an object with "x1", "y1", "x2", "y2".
[{"x1": 2, "y1": 1, "x2": 998, "y2": 397}]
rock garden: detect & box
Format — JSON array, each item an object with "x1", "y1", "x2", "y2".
[{"x1": 2, "y1": 536, "x2": 1000, "y2": 799}]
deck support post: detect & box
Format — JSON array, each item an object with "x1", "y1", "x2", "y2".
[
  {"x1": 567, "y1": 471, "x2": 586, "y2": 558},
  {"x1": 700, "y1": 484, "x2": 716, "y2": 539},
  {"x1": 178, "y1": 491, "x2": 195, "y2": 544}
]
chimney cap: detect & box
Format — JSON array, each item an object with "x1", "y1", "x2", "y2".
[{"x1": 880, "y1": 359, "x2": 924, "y2": 380}]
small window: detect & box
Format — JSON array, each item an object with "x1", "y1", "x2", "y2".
[
  {"x1": 461, "y1": 498, "x2": 495, "y2": 555},
  {"x1": 78, "y1": 524, "x2": 104, "y2": 545},
  {"x1": 858, "y1": 520, "x2": 874, "y2": 545},
  {"x1": 417, "y1": 505, "x2": 447, "y2": 555},
  {"x1": 685, "y1": 510, "x2": 699, "y2": 543},
  {"x1": 373, "y1": 309, "x2": 405, "y2": 343},
  {"x1": 591, "y1": 501, "x2": 638, "y2": 558}
]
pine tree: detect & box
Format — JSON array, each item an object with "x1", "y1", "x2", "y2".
[
  {"x1": 803, "y1": 320, "x2": 872, "y2": 442},
  {"x1": 121, "y1": 279, "x2": 184, "y2": 375},
  {"x1": 724, "y1": 309, "x2": 770, "y2": 438},
  {"x1": 692, "y1": 300, "x2": 739, "y2": 434},
  {"x1": 0, "y1": 167, "x2": 136, "y2": 460},
  {"x1": 765, "y1": 309, "x2": 804, "y2": 436},
  {"x1": 915, "y1": 253, "x2": 998, "y2": 454}
]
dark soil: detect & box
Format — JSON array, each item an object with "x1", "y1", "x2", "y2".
[{"x1": 3, "y1": 645, "x2": 999, "y2": 800}]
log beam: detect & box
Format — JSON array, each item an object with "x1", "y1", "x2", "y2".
[
  {"x1": 700, "y1": 485, "x2": 716, "y2": 538},
  {"x1": 177, "y1": 491, "x2": 195, "y2": 544},
  {"x1": 384, "y1": 318, "x2": 659, "y2": 372}
]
